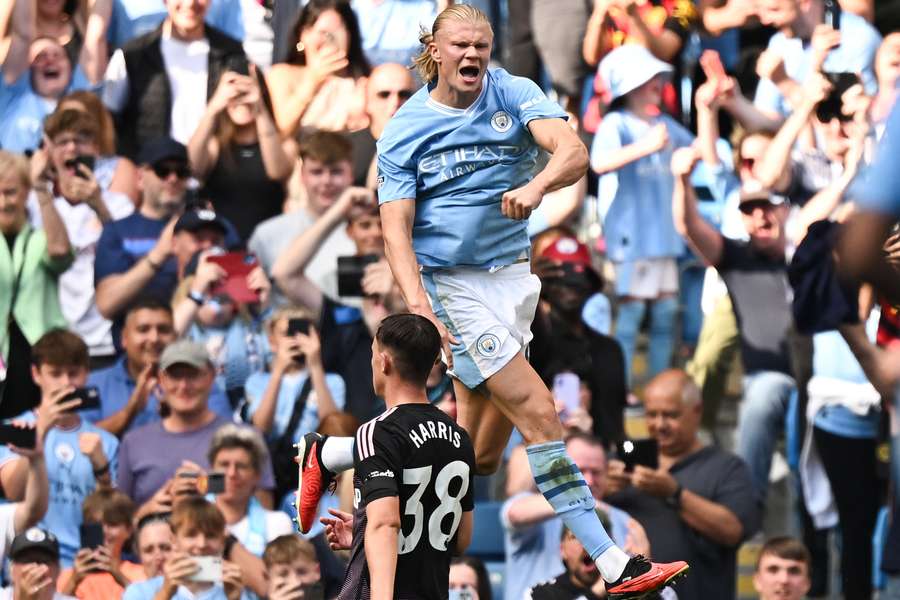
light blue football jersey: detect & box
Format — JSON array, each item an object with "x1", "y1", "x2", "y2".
[{"x1": 376, "y1": 67, "x2": 567, "y2": 269}]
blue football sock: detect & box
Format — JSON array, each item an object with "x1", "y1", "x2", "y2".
[{"x1": 526, "y1": 440, "x2": 615, "y2": 559}]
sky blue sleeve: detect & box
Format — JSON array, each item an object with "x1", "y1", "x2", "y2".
[
  {"x1": 377, "y1": 147, "x2": 417, "y2": 204},
  {"x1": 501, "y1": 72, "x2": 568, "y2": 126},
  {"x1": 590, "y1": 112, "x2": 624, "y2": 165},
  {"x1": 666, "y1": 117, "x2": 695, "y2": 148},
  {"x1": 103, "y1": 433, "x2": 119, "y2": 484},
  {"x1": 325, "y1": 373, "x2": 346, "y2": 411},
  {"x1": 208, "y1": 387, "x2": 233, "y2": 419},
  {"x1": 753, "y1": 76, "x2": 785, "y2": 117},
  {"x1": 853, "y1": 105, "x2": 900, "y2": 217},
  {"x1": 206, "y1": 0, "x2": 245, "y2": 41},
  {"x1": 242, "y1": 373, "x2": 267, "y2": 420}
]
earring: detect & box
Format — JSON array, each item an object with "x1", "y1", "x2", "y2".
[{"x1": 295, "y1": 41, "x2": 305, "y2": 53}]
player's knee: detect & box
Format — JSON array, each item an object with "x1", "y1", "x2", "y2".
[{"x1": 474, "y1": 447, "x2": 503, "y2": 476}]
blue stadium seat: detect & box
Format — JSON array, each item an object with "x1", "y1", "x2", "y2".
[
  {"x1": 485, "y1": 560, "x2": 505, "y2": 600},
  {"x1": 468, "y1": 501, "x2": 505, "y2": 561}
]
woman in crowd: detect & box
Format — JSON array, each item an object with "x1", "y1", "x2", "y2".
[
  {"x1": 266, "y1": 0, "x2": 371, "y2": 136},
  {"x1": 58, "y1": 489, "x2": 145, "y2": 600},
  {"x1": 450, "y1": 556, "x2": 492, "y2": 600},
  {"x1": 133, "y1": 514, "x2": 175, "y2": 581},
  {"x1": 57, "y1": 90, "x2": 139, "y2": 203},
  {"x1": 591, "y1": 44, "x2": 694, "y2": 383},
  {"x1": 207, "y1": 425, "x2": 294, "y2": 557},
  {"x1": 188, "y1": 67, "x2": 296, "y2": 242}
]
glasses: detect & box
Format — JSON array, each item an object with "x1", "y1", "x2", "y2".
[
  {"x1": 53, "y1": 134, "x2": 93, "y2": 148},
  {"x1": 375, "y1": 89, "x2": 414, "y2": 101},
  {"x1": 153, "y1": 163, "x2": 191, "y2": 180},
  {"x1": 738, "y1": 199, "x2": 774, "y2": 214}
]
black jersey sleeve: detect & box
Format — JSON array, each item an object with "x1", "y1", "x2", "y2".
[{"x1": 355, "y1": 418, "x2": 406, "y2": 505}]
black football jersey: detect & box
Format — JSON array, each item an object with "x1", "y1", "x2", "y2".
[{"x1": 337, "y1": 403, "x2": 476, "y2": 600}]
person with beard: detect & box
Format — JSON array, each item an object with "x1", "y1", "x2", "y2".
[{"x1": 530, "y1": 234, "x2": 627, "y2": 446}]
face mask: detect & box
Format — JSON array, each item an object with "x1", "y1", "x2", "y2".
[{"x1": 448, "y1": 590, "x2": 475, "y2": 600}]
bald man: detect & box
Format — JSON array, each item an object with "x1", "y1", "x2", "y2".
[
  {"x1": 347, "y1": 63, "x2": 417, "y2": 188},
  {"x1": 605, "y1": 369, "x2": 761, "y2": 600}
]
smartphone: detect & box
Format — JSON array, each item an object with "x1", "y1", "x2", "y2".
[
  {"x1": 79, "y1": 522, "x2": 104, "y2": 550},
  {"x1": 0, "y1": 424, "x2": 36, "y2": 449},
  {"x1": 337, "y1": 254, "x2": 380, "y2": 297},
  {"x1": 65, "y1": 155, "x2": 96, "y2": 179},
  {"x1": 62, "y1": 387, "x2": 101, "y2": 412},
  {"x1": 300, "y1": 582, "x2": 325, "y2": 600},
  {"x1": 253, "y1": 64, "x2": 275, "y2": 118},
  {"x1": 823, "y1": 0, "x2": 841, "y2": 30},
  {"x1": 207, "y1": 472, "x2": 225, "y2": 495},
  {"x1": 287, "y1": 318, "x2": 311, "y2": 336},
  {"x1": 553, "y1": 372, "x2": 581, "y2": 419},
  {"x1": 617, "y1": 438, "x2": 659, "y2": 472},
  {"x1": 205, "y1": 252, "x2": 261, "y2": 304},
  {"x1": 189, "y1": 556, "x2": 223, "y2": 583}
]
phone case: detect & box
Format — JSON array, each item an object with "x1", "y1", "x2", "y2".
[{"x1": 205, "y1": 253, "x2": 260, "y2": 303}]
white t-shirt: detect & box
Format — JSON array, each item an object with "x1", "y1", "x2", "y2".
[
  {"x1": 102, "y1": 33, "x2": 210, "y2": 145},
  {"x1": 0, "y1": 503, "x2": 17, "y2": 567},
  {"x1": 227, "y1": 508, "x2": 293, "y2": 555},
  {"x1": 28, "y1": 191, "x2": 135, "y2": 356}
]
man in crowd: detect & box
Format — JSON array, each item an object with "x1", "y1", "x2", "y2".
[
  {"x1": 102, "y1": 0, "x2": 247, "y2": 158},
  {"x1": 605, "y1": 369, "x2": 760, "y2": 600},
  {"x1": 0, "y1": 330, "x2": 118, "y2": 567},
  {"x1": 29, "y1": 109, "x2": 134, "y2": 367},
  {"x1": 117, "y1": 340, "x2": 274, "y2": 515},
  {"x1": 85, "y1": 300, "x2": 231, "y2": 436},
  {"x1": 121, "y1": 497, "x2": 246, "y2": 600},
  {"x1": 2, "y1": 528, "x2": 70, "y2": 600},
  {"x1": 271, "y1": 182, "x2": 401, "y2": 421},
  {"x1": 346, "y1": 63, "x2": 417, "y2": 188},
  {"x1": 248, "y1": 131, "x2": 356, "y2": 305},
  {"x1": 502, "y1": 433, "x2": 648, "y2": 600},
  {"x1": 94, "y1": 138, "x2": 191, "y2": 330},
  {"x1": 672, "y1": 147, "x2": 796, "y2": 499},
  {"x1": 753, "y1": 537, "x2": 812, "y2": 600}
]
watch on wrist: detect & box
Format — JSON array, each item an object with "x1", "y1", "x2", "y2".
[
  {"x1": 188, "y1": 290, "x2": 206, "y2": 306},
  {"x1": 665, "y1": 483, "x2": 683, "y2": 509}
]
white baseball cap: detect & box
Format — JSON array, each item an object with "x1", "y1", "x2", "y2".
[{"x1": 599, "y1": 44, "x2": 673, "y2": 102}]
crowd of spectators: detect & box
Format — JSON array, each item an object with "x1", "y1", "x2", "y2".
[{"x1": 0, "y1": 0, "x2": 899, "y2": 599}]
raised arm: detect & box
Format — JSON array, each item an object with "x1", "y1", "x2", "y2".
[
  {"x1": 591, "y1": 122, "x2": 668, "y2": 175},
  {"x1": 582, "y1": 0, "x2": 613, "y2": 65},
  {"x1": 11, "y1": 433, "x2": 49, "y2": 534},
  {"x1": 3, "y1": 0, "x2": 32, "y2": 85},
  {"x1": 700, "y1": 0, "x2": 756, "y2": 36},
  {"x1": 31, "y1": 148, "x2": 71, "y2": 260},
  {"x1": 671, "y1": 147, "x2": 724, "y2": 265},
  {"x1": 189, "y1": 72, "x2": 247, "y2": 179},
  {"x1": 79, "y1": 0, "x2": 111, "y2": 85}
]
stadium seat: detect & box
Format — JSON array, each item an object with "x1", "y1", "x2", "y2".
[
  {"x1": 485, "y1": 560, "x2": 505, "y2": 600},
  {"x1": 468, "y1": 501, "x2": 505, "y2": 561}
]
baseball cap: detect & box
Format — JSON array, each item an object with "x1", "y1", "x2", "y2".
[
  {"x1": 540, "y1": 236, "x2": 593, "y2": 268},
  {"x1": 9, "y1": 528, "x2": 59, "y2": 562},
  {"x1": 600, "y1": 44, "x2": 673, "y2": 102},
  {"x1": 159, "y1": 340, "x2": 212, "y2": 372},
  {"x1": 738, "y1": 180, "x2": 786, "y2": 210},
  {"x1": 174, "y1": 209, "x2": 229, "y2": 236},
  {"x1": 138, "y1": 137, "x2": 188, "y2": 167}
]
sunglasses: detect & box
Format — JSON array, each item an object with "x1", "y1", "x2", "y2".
[
  {"x1": 738, "y1": 199, "x2": 776, "y2": 214},
  {"x1": 375, "y1": 89, "x2": 414, "y2": 101},
  {"x1": 153, "y1": 163, "x2": 191, "y2": 180}
]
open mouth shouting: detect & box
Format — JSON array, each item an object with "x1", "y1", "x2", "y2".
[{"x1": 458, "y1": 64, "x2": 481, "y2": 86}]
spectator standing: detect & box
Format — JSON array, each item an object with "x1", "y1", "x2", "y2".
[
  {"x1": 2, "y1": 528, "x2": 75, "y2": 600},
  {"x1": 0, "y1": 330, "x2": 118, "y2": 567},
  {"x1": 93, "y1": 139, "x2": 188, "y2": 334},
  {"x1": 752, "y1": 537, "x2": 811, "y2": 600},
  {"x1": 58, "y1": 489, "x2": 145, "y2": 600},
  {"x1": 102, "y1": 0, "x2": 247, "y2": 158},
  {"x1": 271, "y1": 187, "x2": 399, "y2": 421},
  {"x1": 0, "y1": 0, "x2": 104, "y2": 153},
  {"x1": 206, "y1": 425, "x2": 293, "y2": 556},
  {"x1": 28, "y1": 110, "x2": 134, "y2": 368},
  {"x1": 345, "y1": 62, "x2": 416, "y2": 188},
  {"x1": 266, "y1": 0, "x2": 370, "y2": 136},
  {"x1": 350, "y1": 0, "x2": 440, "y2": 68},
  {"x1": 605, "y1": 370, "x2": 760, "y2": 600},
  {"x1": 117, "y1": 340, "x2": 274, "y2": 512},
  {"x1": 591, "y1": 44, "x2": 694, "y2": 382},
  {"x1": 672, "y1": 146, "x2": 797, "y2": 499},
  {"x1": 188, "y1": 66, "x2": 295, "y2": 242},
  {"x1": 753, "y1": 0, "x2": 881, "y2": 121},
  {"x1": 247, "y1": 131, "x2": 356, "y2": 305},
  {"x1": 0, "y1": 150, "x2": 71, "y2": 419}
]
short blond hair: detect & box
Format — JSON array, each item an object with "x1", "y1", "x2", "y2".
[
  {"x1": 412, "y1": 4, "x2": 492, "y2": 84},
  {"x1": 263, "y1": 535, "x2": 318, "y2": 569},
  {"x1": 0, "y1": 151, "x2": 31, "y2": 189},
  {"x1": 266, "y1": 306, "x2": 315, "y2": 335}
]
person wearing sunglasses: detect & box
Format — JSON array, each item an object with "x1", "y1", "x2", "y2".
[
  {"x1": 94, "y1": 137, "x2": 193, "y2": 350},
  {"x1": 345, "y1": 62, "x2": 417, "y2": 188}
]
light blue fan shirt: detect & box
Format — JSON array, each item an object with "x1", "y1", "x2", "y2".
[{"x1": 376, "y1": 67, "x2": 567, "y2": 269}]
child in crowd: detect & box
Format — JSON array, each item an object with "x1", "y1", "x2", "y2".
[
  {"x1": 590, "y1": 44, "x2": 695, "y2": 383},
  {"x1": 262, "y1": 535, "x2": 323, "y2": 600},
  {"x1": 59, "y1": 489, "x2": 145, "y2": 600}
]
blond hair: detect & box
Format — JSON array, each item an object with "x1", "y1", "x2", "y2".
[
  {"x1": 0, "y1": 151, "x2": 31, "y2": 189},
  {"x1": 263, "y1": 535, "x2": 318, "y2": 569},
  {"x1": 412, "y1": 5, "x2": 492, "y2": 84}
]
